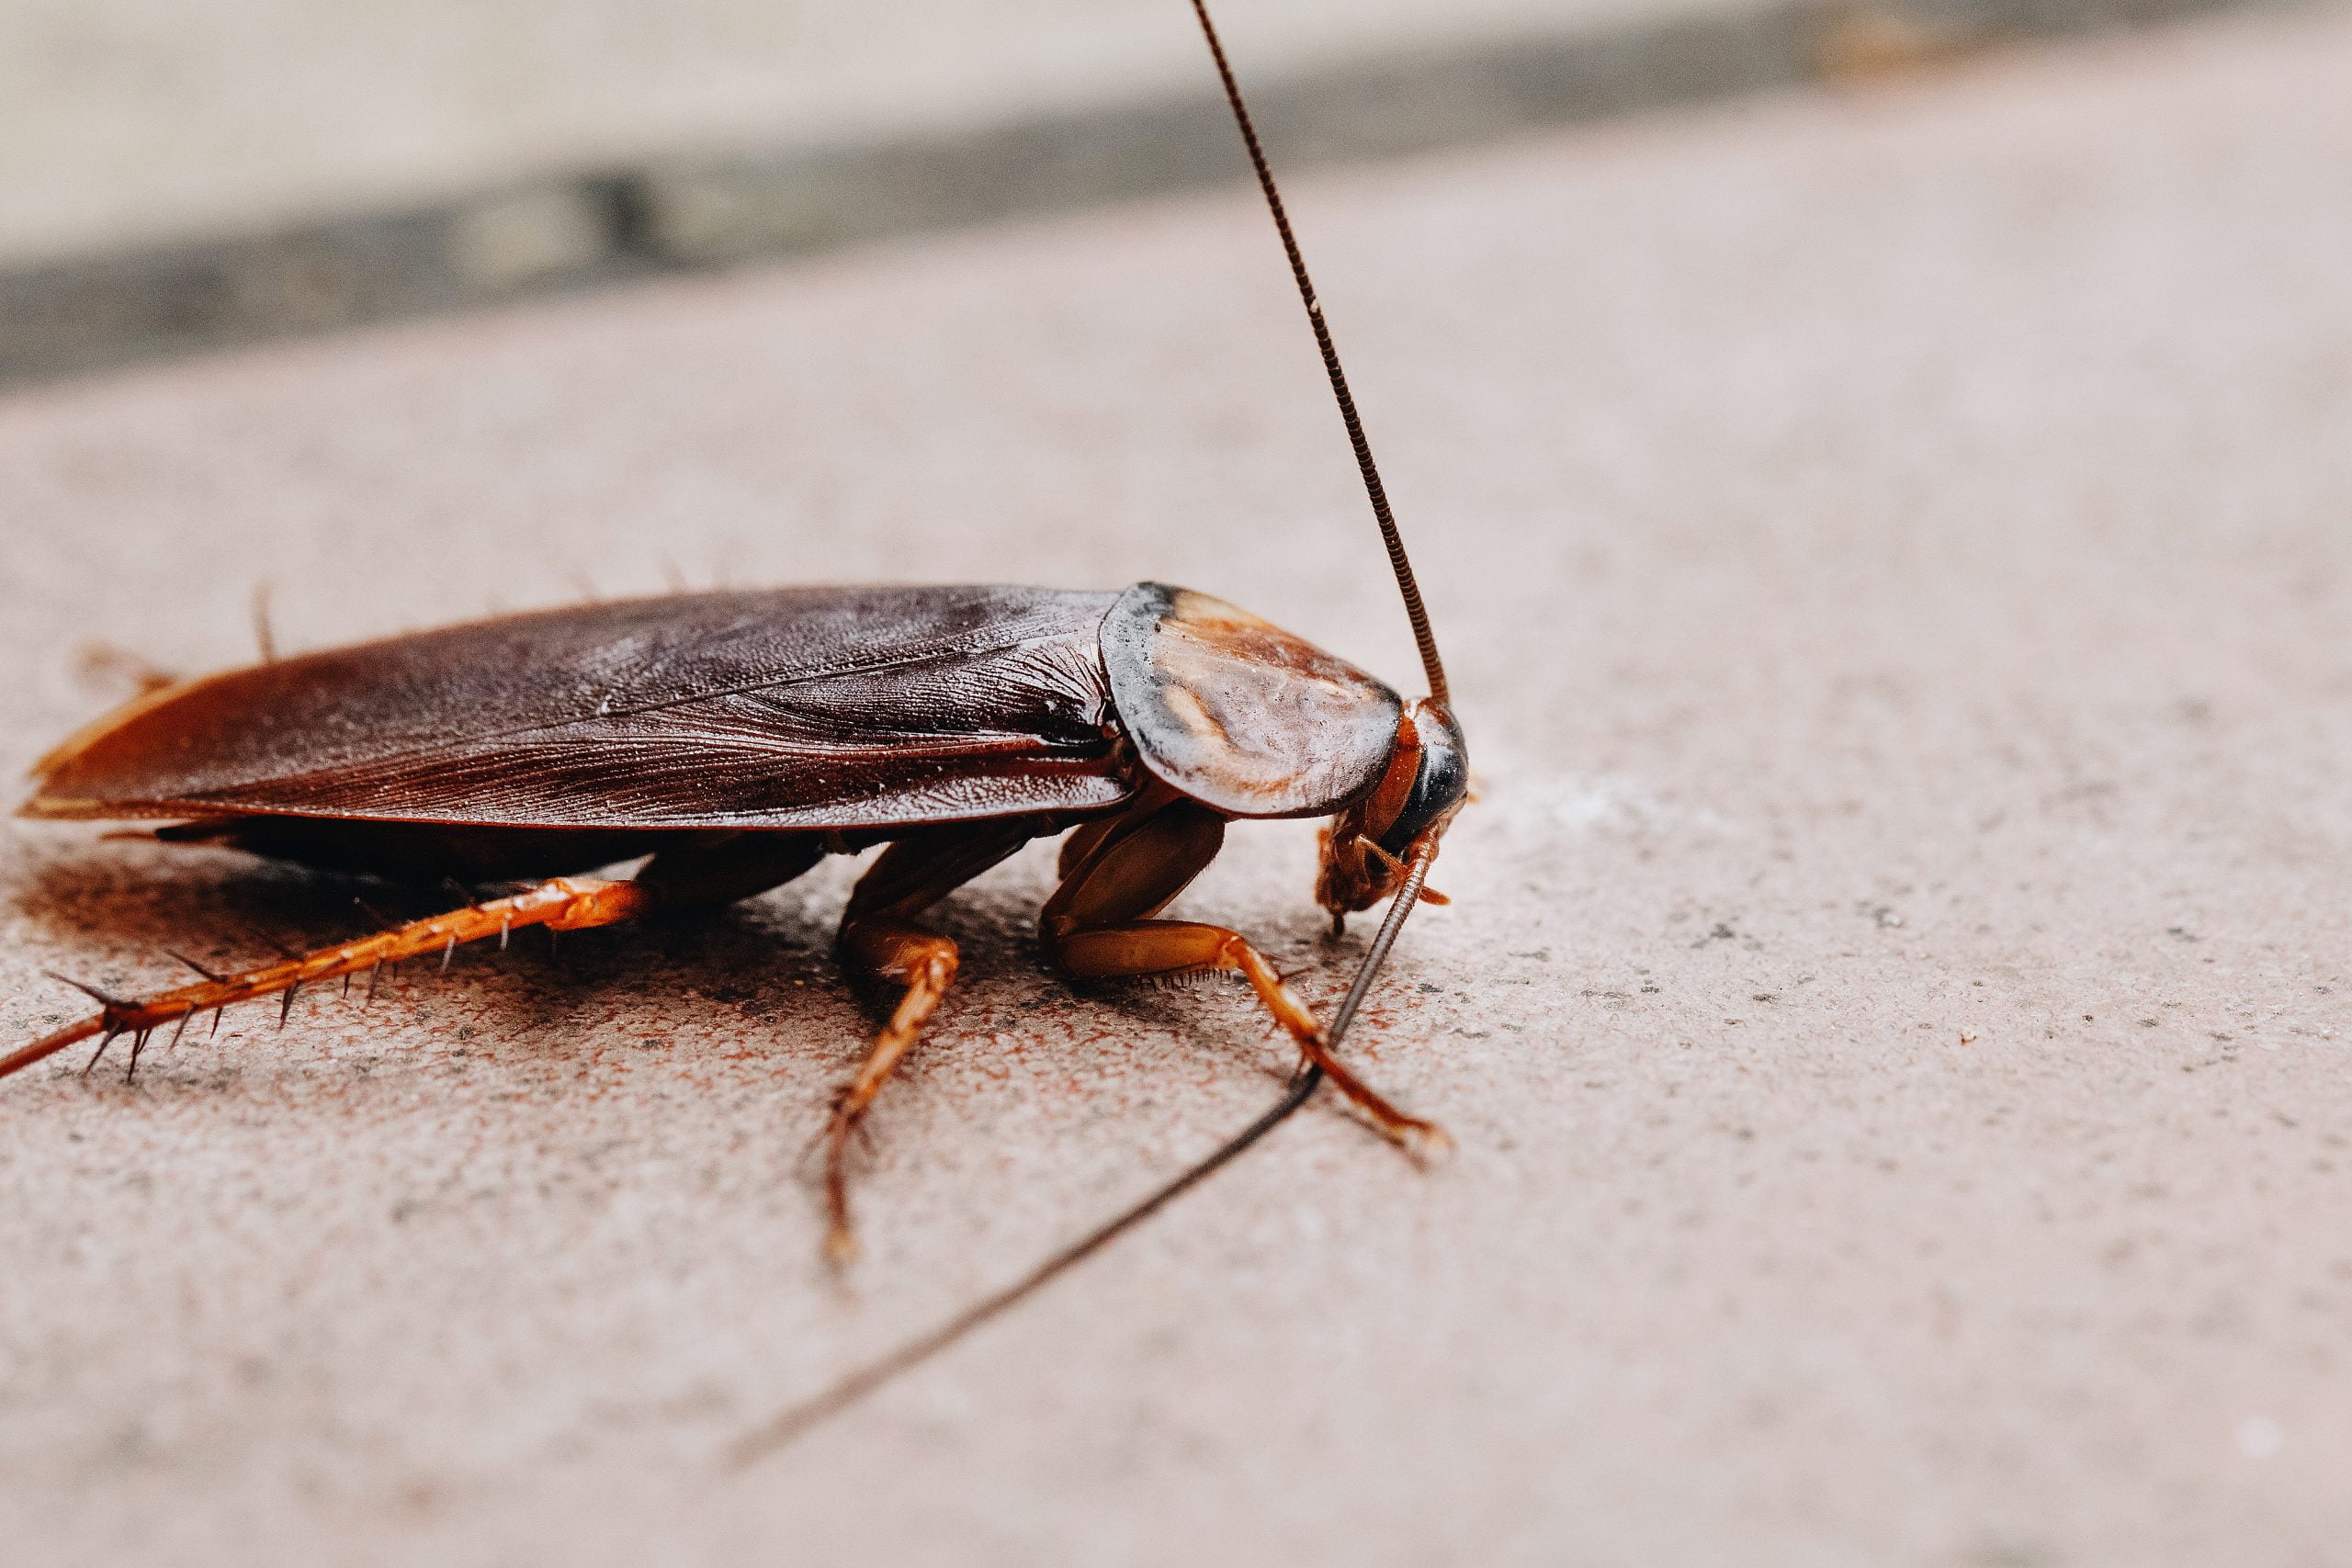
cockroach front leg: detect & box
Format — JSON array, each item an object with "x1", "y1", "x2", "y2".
[
  {"x1": 1040, "y1": 797, "x2": 1445, "y2": 1154},
  {"x1": 825, "y1": 821, "x2": 1041, "y2": 1262}
]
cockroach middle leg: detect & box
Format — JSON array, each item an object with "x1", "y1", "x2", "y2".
[
  {"x1": 1041, "y1": 795, "x2": 1445, "y2": 1155},
  {"x1": 827, "y1": 915, "x2": 959, "y2": 1262},
  {"x1": 822, "y1": 821, "x2": 1041, "y2": 1262}
]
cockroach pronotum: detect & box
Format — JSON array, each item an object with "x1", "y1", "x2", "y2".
[{"x1": 3, "y1": 1, "x2": 1464, "y2": 1443}]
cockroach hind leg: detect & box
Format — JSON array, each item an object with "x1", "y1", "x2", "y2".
[
  {"x1": 81, "y1": 1028, "x2": 124, "y2": 1078},
  {"x1": 241, "y1": 919, "x2": 300, "y2": 961},
  {"x1": 166, "y1": 949, "x2": 228, "y2": 983},
  {"x1": 124, "y1": 1028, "x2": 154, "y2": 1083},
  {"x1": 4, "y1": 878, "x2": 659, "y2": 1088},
  {"x1": 44, "y1": 970, "x2": 130, "y2": 1012}
]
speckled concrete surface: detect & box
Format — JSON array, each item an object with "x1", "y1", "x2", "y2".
[{"x1": 3, "y1": 9, "x2": 2350, "y2": 1564}]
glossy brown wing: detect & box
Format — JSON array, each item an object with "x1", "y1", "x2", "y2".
[{"x1": 27, "y1": 586, "x2": 1136, "y2": 830}]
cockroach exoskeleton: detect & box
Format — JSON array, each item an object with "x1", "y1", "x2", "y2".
[{"x1": 5, "y1": 1, "x2": 1464, "y2": 1359}]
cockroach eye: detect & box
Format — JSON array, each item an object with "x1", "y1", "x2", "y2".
[{"x1": 1377, "y1": 699, "x2": 1469, "y2": 858}]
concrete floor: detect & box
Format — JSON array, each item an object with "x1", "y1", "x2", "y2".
[{"x1": 2, "y1": 7, "x2": 2349, "y2": 1564}]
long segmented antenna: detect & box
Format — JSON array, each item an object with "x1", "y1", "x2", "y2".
[
  {"x1": 730, "y1": 2, "x2": 1458, "y2": 1461},
  {"x1": 731, "y1": 843, "x2": 1437, "y2": 1464},
  {"x1": 1188, "y1": 0, "x2": 1448, "y2": 706}
]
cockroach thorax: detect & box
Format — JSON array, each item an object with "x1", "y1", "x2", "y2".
[{"x1": 1100, "y1": 581, "x2": 1402, "y2": 820}]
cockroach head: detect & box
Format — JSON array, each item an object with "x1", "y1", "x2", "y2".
[
  {"x1": 1382, "y1": 698, "x2": 1467, "y2": 855},
  {"x1": 1315, "y1": 697, "x2": 1466, "y2": 917},
  {"x1": 1194, "y1": 0, "x2": 1460, "y2": 913}
]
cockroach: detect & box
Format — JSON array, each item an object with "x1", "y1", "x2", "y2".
[{"x1": 3, "y1": 1, "x2": 1464, "y2": 1436}]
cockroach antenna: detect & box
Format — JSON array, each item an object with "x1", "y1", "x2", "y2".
[
  {"x1": 731, "y1": 845, "x2": 1437, "y2": 1465},
  {"x1": 730, "y1": 0, "x2": 1456, "y2": 1461},
  {"x1": 1186, "y1": 0, "x2": 1450, "y2": 709}
]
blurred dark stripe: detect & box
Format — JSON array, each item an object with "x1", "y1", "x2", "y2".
[{"x1": 0, "y1": 0, "x2": 2267, "y2": 386}]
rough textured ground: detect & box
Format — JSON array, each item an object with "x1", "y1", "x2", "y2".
[{"x1": 2, "y1": 9, "x2": 2349, "y2": 1564}]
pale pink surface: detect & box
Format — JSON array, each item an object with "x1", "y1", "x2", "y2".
[{"x1": 3, "y1": 10, "x2": 2350, "y2": 1564}]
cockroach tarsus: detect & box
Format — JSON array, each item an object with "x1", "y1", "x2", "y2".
[{"x1": 3, "y1": 0, "x2": 1467, "y2": 1440}]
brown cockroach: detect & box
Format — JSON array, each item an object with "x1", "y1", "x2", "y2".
[{"x1": 3, "y1": 2, "x2": 1463, "y2": 1435}]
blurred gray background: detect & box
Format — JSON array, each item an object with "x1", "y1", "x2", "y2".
[{"x1": 0, "y1": 0, "x2": 2249, "y2": 379}]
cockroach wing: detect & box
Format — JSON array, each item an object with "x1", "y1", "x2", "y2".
[
  {"x1": 1100, "y1": 582, "x2": 1400, "y2": 819},
  {"x1": 26, "y1": 587, "x2": 1136, "y2": 830}
]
